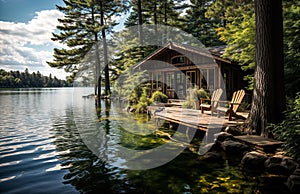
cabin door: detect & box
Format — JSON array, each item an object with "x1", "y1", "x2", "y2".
[
  {"x1": 166, "y1": 72, "x2": 175, "y2": 98},
  {"x1": 186, "y1": 71, "x2": 196, "y2": 90}
]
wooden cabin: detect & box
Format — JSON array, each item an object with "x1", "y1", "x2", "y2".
[{"x1": 133, "y1": 42, "x2": 247, "y2": 100}]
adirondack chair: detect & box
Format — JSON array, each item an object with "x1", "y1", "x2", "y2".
[
  {"x1": 199, "y1": 88, "x2": 223, "y2": 114},
  {"x1": 217, "y1": 89, "x2": 245, "y2": 121}
]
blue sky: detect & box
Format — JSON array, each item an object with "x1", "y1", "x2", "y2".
[
  {"x1": 0, "y1": 0, "x2": 64, "y2": 22},
  {"x1": 0, "y1": 0, "x2": 127, "y2": 80},
  {"x1": 0, "y1": 0, "x2": 68, "y2": 79}
]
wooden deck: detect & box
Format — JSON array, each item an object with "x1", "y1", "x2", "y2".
[
  {"x1": 148, "y1": 106, "x2": 283, "y2": 153},
  {"x1": 148, "y1": 106, "x2": 247, "y2": 131}
]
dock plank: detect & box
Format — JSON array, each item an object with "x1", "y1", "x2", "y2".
[
  {"x1": 234, "y1": 135, "x2": 283, "y2": 153},
  {"x1": 150, "y1": 106, "x2": 225, "y2": 131}
]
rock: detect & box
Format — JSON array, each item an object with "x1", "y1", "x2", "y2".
[
  {"x1": 214, "y1": 132, "x2": 234, "y2": 142},
  {"x1": 129, "y1": 107, "x2": 136, "y2": 113},
  {"x1": 198, "y1": 142, "x2": 223, "y2": 154},
  {"x1": 241, "y1": 151, "x2": 269, "y2": 172},
  {"x1": 265, "y1": 155, "x2": 298, "y2": 175},
  {"x1": 225, "y1": 126, "x2": 243, "y2": 136},
  {"x1": 200, "y1": 152, "x2": 224, "y2": 163},
  {"x1": 221, "y1": 140, "x2": 250, "y2": 155},
  {"x1": 286, "y1": 168, "x2": 300, "y2": 193}
]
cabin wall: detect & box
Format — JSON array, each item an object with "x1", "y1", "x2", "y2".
[{"x1": 140, "y1": 48, "x2": 246, "y2": 100}]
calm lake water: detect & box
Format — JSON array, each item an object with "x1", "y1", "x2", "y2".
[{"x1": 0, "y1": 88, "x2": 290, "y2": 193}]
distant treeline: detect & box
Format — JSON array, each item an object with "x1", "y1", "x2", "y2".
[{"x1": 0, "y1": 68, "x2": 72, "y2": 88}]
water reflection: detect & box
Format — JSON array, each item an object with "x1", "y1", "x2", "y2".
[
  {"x1": 51, "y1": 101, "x2": 240, "y2": 193},
  {"x1": 0, "y1": 88, "x2": 292, "y2": 193},
  {"x1": 51, "y1": 106, "x2": 128, "y2": 193}
]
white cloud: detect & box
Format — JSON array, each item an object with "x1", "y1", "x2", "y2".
[{"x1": 0, "y1": 9, "x2": 68, "y2": 79}]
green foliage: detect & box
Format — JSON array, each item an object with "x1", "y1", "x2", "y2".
[
  {"x1": 272, "y1": 93, "x2": 300, "y2": 162},
  {"x1": 184, "y1": 0, "x2": 223, "y2": 47},
  {"x1": 0, "y1": 69, "x2": 71, "y2": 88},
  {"x1": 48, "y1": 0, "x2": 129, "y2": 84},
  {"x1": 206, "y1": 0, "x2": 300, "y2": 93},
  {"x1": 183, "y1": 86, "x2": 209, "y2": 109},
  {"x1": 150, "y1": 91, "x2": 168, "y2": 104},
  {"x1": 283, "y1": 0, "x2": 300, "y2": 97},
  {"x1": 206, "y1": 0, "x2": 255, "y2": 89},
  {"x1": 134, "y1": 87, "x2": 152, "y2": 113},
  {"x1": 125, "y1": 0, "x2": 187, "y2": 28},
  {"x1": 113, "y1": 69, "x2": 149, "y2": 103}
]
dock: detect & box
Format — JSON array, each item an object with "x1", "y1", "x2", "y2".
[
  {"x1": 148, "y1": 106, "x2": 283, "y2": 153},
  {"x1": 148, "y1": 106, "x2": 247, "y2": 131}
]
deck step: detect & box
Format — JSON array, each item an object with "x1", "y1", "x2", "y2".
[{"x1": 234, "y1": 135, "x2": 284, "y2": 153}]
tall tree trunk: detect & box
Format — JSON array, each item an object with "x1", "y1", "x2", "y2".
[
  {"x1": 92, "y1": 7, "x2": 101, "y2": 105},
  {"x1": 164, "y1": 0, "x2": 167, "y2": 24},
  {"x1": 100, "y1": 2, "x2": 110, "y2": 96},
  {"x1": 137, "y1": 0, "x2": 143, "y2": 44},
  {"x1": 137, "y1": 0, "x2": 144, "y2": 58},
  {"x1": 154, "y1": 1, "x2": 158, "y2": 34},
  {"x1": 246, "y1": 0, "x2": 285, "y2": 137}
]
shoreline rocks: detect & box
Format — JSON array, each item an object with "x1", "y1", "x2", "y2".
[{"x1": 199, "y1": 132, "x2": 300, "y2": 193}]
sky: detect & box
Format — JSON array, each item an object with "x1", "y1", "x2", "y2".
[
  {"x1": 0, "y1": 0, "x2": 189, "y2": 80},
  {"x1": 0, "y1": 0, "x2": 128, "y2": 80},
  {"x1": 0, "y1": 0, "x2": 70, "y2": 79}
]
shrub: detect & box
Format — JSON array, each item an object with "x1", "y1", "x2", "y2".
[
  {"x1": 271, "y1": 93, "x2": 300, "y2": 162},
  {"x1": 135, "y1": 87, "x2": 151, "y2": 113},
  {"x1": 150, "y1": 91, "x2": 168, "y2": 103},
  {"x1": 196, "y1": 88, "x2": 210, "y2": 100},
  {"x1": 183, "y1": 86, "x2": 209, "y2": 109}
]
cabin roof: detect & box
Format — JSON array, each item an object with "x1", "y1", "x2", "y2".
[
  {"x1": 134, "y1": 42, "x2": 232, "y2": 70},
  {"x1": 207, "y1": 45, "x2": 232, "y2": 64}
]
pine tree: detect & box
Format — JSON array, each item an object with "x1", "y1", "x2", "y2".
[
  {"x1": 184, "y1": 0, "x2": 223, "y2": 47},
  {"x1": 47, "y1": 0, "x2": 100, "y2": 95},
  {"x1": 48, "y1": 0, "x2": 129, "y2": 99},
  {"x1": 206, "y1": 0, "x2": 255, "y2": 88}
]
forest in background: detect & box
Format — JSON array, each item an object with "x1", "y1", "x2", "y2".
[{"x1": 0, "y1": 68, "x2": 72, "y2": 88}]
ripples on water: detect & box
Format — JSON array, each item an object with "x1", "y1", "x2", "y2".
[{"x1": 0, "y1": 88, "x2": 291, "y2": 194}]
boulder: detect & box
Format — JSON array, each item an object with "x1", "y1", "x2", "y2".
[
  {"x1": 241, "y1": 151, "x2": 269, "y2": 172},
  {"x1": 265, "y1": 155, "x2": 298, "y2": 175},
  {"x1": 225, "y1": 126, "x2": 243, "y2": 136},
  {"x1": 198, "y1": 141, "x2": 223, "y2": 154},
  {"x1": 286, "y1": 168, "x2": 300, "y2": 193},
  {"x1": 214, "y1": 132, "x2": 234, "y2": 142},
  {"x1": 129, "y1": 107, "x2": 136, "y2": 113},
  {"x1": 200, "y1": 152, "x2": 224, "y2": 163},
  {"x1": 221, "y1": 140, "x2": 250, "y2": 155}
]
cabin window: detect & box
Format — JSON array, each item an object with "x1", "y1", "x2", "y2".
[
  {"x1": 186, "y1": 71, "x2": 196, "y2": 89},
  {"x1": 201, "y1": 70, "x2": 208, "y2": 89},
  {"x1": 209, "y1": 69, "x2": 215, "y2": 90},
  {"x1": 175, "y1": 72, "x2": 185, "y2": 98},
  {"x1": 151, "y1": 72, "x2": 162, "y2": 91},
  {"x1": 166, "y1": 73, "x2": 175, "y2": 90},
  {"x1": 201, "y1": 68, "x2": 215, "y2": 90},
  {"x1": 172, "y1": 56, "x2": 185, "y2": 64}
]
